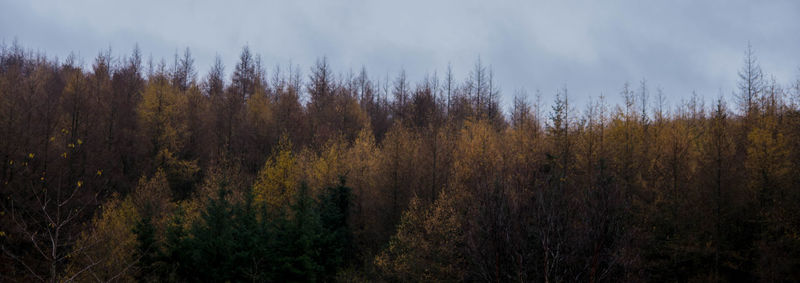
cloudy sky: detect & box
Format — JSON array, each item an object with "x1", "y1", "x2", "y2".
[{"x1": 2, "y1": 0, "x2": 799, "y2": 110}]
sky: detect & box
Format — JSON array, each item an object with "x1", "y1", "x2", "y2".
[{"x1": 2, "y1": 0, "x2": 799, "y2": 112}]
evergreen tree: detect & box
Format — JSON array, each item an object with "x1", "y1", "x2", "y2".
[
  {"x1": 275, "y1": 182, "x2": 323, "y2": 281},
  {"x1": 318, "y1": 178, "x2": 353, "y2": 280}
]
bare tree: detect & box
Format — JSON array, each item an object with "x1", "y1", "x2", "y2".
[{"x1": 737, "y1": 43, "x2": 763, "y2": 117}]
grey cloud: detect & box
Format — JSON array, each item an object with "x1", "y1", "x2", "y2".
[{"x1": 2, "y1": 0, "x2": 798, "y2": 112}]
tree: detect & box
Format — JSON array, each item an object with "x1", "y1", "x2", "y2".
[
  {"x1": 107, "y1": 45, "x2": 145, "y2": 192},
  {"x1": 138, "y1": 64, "x2": 186, "y2": 158},
  {"x1": 307, "y1": 57, "x2": 335, "y2": 147},
  {"x1": 204, "y1": 56, "x2": 227, "y2": 159},
  {"x1": 183, "y1": 186, "x2": 241, "y2": 282},
  {"x1": 701, "y1": 97, "x2": 738, "y2": 281},
  {"x1": 343, "y1": 129, "x2": 384, "y2": 260},
  {"x1": 547, "y1": 87, "x2": 572, "y2": 188},
  {"x1": 318, "y1": 179, "x2": 354, "y2": 280},
  {"x1": 737, "y1": 43, "x2": 764, "y2": 118},
  {"x1": 274, "y1": 182, "x2": 324, "y2": 281},
  {"x1": 252, "y1": 138, "x2": 299, "y2": 211},
  {"x1": 270, "y1": 63, "x2": 307, "y2": 146},
  {"x1": 379, "y1": 124, "x2": 419, "y2": 230},
  {"x1": 62, "y1": 195, "x2": 139, "y2": 282},
  {"x1": 392, "y1": 69, "x2": 411, "y2": 124},
  {"x1": 376, "y1": 192, "x2": 466, "y2": 282},
  {"x1": 138, "y1": 64, "x2": 199, "y2": 197},
  {"x1": 1, "y1": 59, "x2": 102, "y2": 282},
  {"x1": 171, "y1": 47, "x2": 196, "y2": 92}
]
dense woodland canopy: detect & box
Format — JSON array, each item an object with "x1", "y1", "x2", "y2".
[{"x1": 1, "y1": 41, "x2": 799, "y2": 282}]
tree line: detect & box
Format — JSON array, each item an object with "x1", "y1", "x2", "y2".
[{"x1": 1, "y1": 41, "x2": 799, "y2": 282}]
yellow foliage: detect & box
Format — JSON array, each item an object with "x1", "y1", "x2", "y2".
[
  {"x1": 138, "y1": 75, "x2": 188, "y2": 154},
  {"x1": 506, "y1": 124, "x2": 542, "y2": 184},
  {"x1": 299, "y1": 137, "x2": 349, "y2": 194},
  {"x1": 746, "y1": 118, "x2": 790, "y2": 192},
  {"x1": 131, "y1": 169, "x2": 174, "y2": 219},
  {"x1": 451, "y1": 120, "x2": 503, "y2": 194},
  {"x1": 63, "y1": 170, "x2": 176, "y2": 282},
  {"x1": 156, "y1": 148, "x2": 200, "y2": 189},
  {"x1": 344, "y1": 129, "x2": 384, "y2": 247},
  {"x1": 193, "y1": 162, "x2": 250, "y2": 207},
  {"x1": 246, "y1": 91, "x2": 273, "y2": 131},
  {"x1": 341, "y1": 97, "x2": 370, "y2": 141},
  {"x1": 374, "y1": 123, "x2": 425, "y2": 217},
  {"x1": 63, "y1": 195, "x2": 139, "y2": 282},
  {"x1": 376, "y1": 191, "x2": 466, "y2": 282},
  {"x1": 345, "y1": 129, "x2": 380, "y2": 195},
  {"x1": 253, "y1": 139, "x2": 299, "y2": 209}
]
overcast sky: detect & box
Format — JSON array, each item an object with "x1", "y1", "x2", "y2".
[{"x1": 2, "y1": 0, "x2": 799, "y2": 111}]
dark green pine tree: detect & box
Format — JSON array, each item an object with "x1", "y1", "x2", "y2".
[
  {"x1": 161, "y1": 204, "x2": 190, "y2": 282},
  {"x1": 185, "y1": 187, "x2": 239, "y2": 282},
  {"x1": 275, "y1": 182, "x2": 324, "y2": 282},
  {"x1": 133, "y1": 205, "x2": 160, "y2": 282},
  {"x1": 317, "y1": 178, "x2": 353, "y2": 280},
  {"x1": 232, "y1": 188, "x2": 275, "y2": 282}
]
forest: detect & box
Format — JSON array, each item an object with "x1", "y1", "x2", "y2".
[{"x1": 0, "y1": 41, "x2": 799, "y2": 282}]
